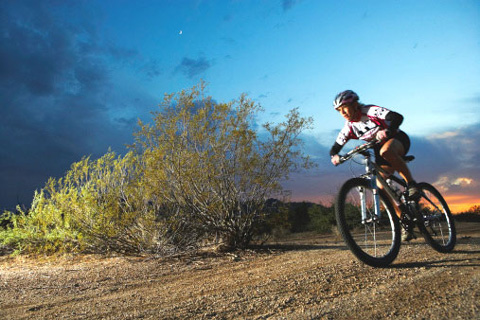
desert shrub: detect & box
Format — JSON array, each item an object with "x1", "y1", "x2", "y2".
[
  {"x1": 0, "y1": 151, "x2": 166, "y2": 255},
  {"x1": 455, "y1": 205, "x2": 480, "y2": 222},
  {"x1": 134, "y1": 83, "x2": 314, "y2": 249},
  {"x1": 252, "y1": 199, "x2": 292, "y2": 241},
  {"x1": 288, "y1": 202, "x2": 313, "y2": 233},
  {"x1": 1, "y1": 83, "x2": 314, "y2": 254},
  {"x1": 308, "y1": 204, "x2": 335, "y2": 234}
]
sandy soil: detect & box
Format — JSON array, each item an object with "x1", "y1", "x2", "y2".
[{"x1": 1, "y1": 222, "x2": 479, "y2": 319}]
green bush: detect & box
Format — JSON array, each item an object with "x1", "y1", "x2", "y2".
[
  {"x1": 308, "y1": 204, "x2": 335, "y2": 234},
  {"x1": 1, "y1": 83, "x2": 314, "y2": 255},
  {"x1": 0, "y1": 151, "x2": 166, "y2": 255},
  {"x1": 288, "y1": 202, "x2": 312, "y2": 233},
  {"x1": 134, "y1": 83, "x2": 313, "y2": 249},
  {"x1": 252, "y1": 199, "x2": 291, "y2": 241}
]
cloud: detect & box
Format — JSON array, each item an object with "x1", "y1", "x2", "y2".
[
  {"x1": 221, "y1": 37, "x2": 236, "y2": 45},
  {"x1": 175, "y1": 57, "x2": 212, "y2": 79},
  {"x1": 426, "y1": 123, "x2": 480, "y2": 169},
  {"x1": 258, "y1": 93, "x2": 269, "y2": 99},
  {"x1": 284, "y1": 123, "x2": 480, "y2": 209},
  {"x1": 401, "y1": 124, "x2": 480, "y2": 211},
  {"x1": 281, "y1": 133, "x2": 345, "y2": 203},
  {"x1": 282, "y1": 0, "x2": 300, "y2": 12},
  {"x1": 402, "y1": 124, "x2": 479, "y2": 190},
  {"x1": 0, "y1": 1, "x2": 141, "y2": 210},
  {"x1": 139, "y1": 59, "x2": 162, "y2": 80},
  {"x1": 433, "y1": 176, "x2": 476, "y2": 192},
  {"x1": 464, "y1": 94, "x2": 480, "y2": 104}
]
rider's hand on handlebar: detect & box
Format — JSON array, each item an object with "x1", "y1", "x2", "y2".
[
  {"x1": 331, "y1": 154, "x2": 341, "y2": 166},
  {"x1": 376, "y1": 129, "x2": 390, "y2": 142}
]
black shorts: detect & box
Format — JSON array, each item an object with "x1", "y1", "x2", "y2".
[{"x1": 374, "y1": 130, "x2": 411, "y2": 166}]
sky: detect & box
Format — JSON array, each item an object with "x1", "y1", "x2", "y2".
[{"x1": 1, "y1": 0, "x2": 479, "y2": 213}]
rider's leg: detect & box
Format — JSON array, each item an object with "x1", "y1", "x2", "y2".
[
  {"x1": 378, "y1": 139, "x2": 413, "y2": 184},
  {"x1": 378, "y1": 139, "x2": 417, "y2": 241},
  {"x1": 379, "y1": 138, "x2": 419, "y2": 199},
  {"x1": 377, "y1": 164, "x2": 403, "y2": 218},
  {"x1": 377, "y1": 163, "x2": 414, "y2": 241}
]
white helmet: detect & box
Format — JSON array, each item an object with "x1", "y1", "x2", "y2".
[{"x1": 333, "y1": 90, "x2": 359, "y2": 109}]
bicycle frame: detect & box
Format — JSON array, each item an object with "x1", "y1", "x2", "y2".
[
  {"x1": 336, "y1": 140, "x2": 456, "y2": 264},
  {"x1": 369, "y1": 158, "x2": 405, "y2": 206},
  {"x1": 340, "y1": 141, "x2": 407, "y2": 223},
  {"x1": 354, "y1": 148, "x2": 447, "y2": 229}
]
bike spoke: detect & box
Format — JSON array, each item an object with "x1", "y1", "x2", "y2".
[
  {"x1": 336, "y1": 178, "x2": 400, "y2": 267},
  {"x1": 415, "y1": 183, "x2": 456, "y2": 252}
]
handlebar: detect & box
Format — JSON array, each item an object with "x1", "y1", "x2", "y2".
[{"x1": 338, "y1": 140, "x2": 380, "y2": 164}]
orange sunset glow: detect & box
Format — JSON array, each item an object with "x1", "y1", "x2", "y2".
[
  {"x1": 443, "y1": 194, "x2": 480, "y2": 214},
  {"x1": 288, "y1": 191, "x2": 479, "y2": 215}
]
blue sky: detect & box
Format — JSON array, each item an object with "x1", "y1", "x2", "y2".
[{"x1": 1, "y1": 0, "x2": 479, "y2": 211}]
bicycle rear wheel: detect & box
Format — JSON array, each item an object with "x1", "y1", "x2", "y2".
[
  {"x1": 414, "y1": 182, "x2": 456, "y2": 252},
  {"x1": 335, "y1": 178, "x2": 401, "y2": 267}
]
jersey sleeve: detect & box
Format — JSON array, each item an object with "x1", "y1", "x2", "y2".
[
  {"x1": 364, "y1": 105, "x2": 404, "y2": 138},
  {"x1": 385, "y1": 111, "x2": 404, "y2": 133},
  {"x1": 365, "y1": 105, "x2": 391, "y2": 128},
  {"x1": 335, "y1": 122, "x2": 355, "y2": 146}
]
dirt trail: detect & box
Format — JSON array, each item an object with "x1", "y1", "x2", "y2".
[{"x1": 1, "y1": 222, "x2": 479, "y2": 319}]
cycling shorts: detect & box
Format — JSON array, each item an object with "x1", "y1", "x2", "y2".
[{"x1": 374, "y1": 130, "x2": 411, "y2": 166}]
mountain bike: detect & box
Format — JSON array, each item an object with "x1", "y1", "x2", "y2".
[{"x1": 334, "y1": 140, "x2": 456, "y2": 267}]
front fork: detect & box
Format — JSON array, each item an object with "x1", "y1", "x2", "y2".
[{"x1": 359, "y1": 178, "x2": 382, "y2": 223}]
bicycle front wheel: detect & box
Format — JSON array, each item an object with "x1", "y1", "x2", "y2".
[
  {"x1": 335, "y1": 178, "x2": 401, "y2": 267},
  {"x1": 415, "y1": 182, "x2": 456, "y2": 253}
]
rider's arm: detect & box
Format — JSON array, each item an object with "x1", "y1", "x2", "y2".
[
  {"x1": 330, "y1": 123, "x2": 354, "y2": 165},
  {"x1": 330, "y1": 143, "x2": 342, "y2": 166},
  {"x1": 330, "y1": 136, "x2": 348, "y2": 166},
  {"x1": 365, "y1": 105, "x2": 403, "y2": 137},
  {"x1": 366, "y1": 105, "x2": 404, "y2": 140},
  {"x1": 330, "y1": 142, "x2": 343, "y2": 157},
  {"x1": 385, "y1": 111, "x2": 403, "y2": 137},
  {"x1": 330, "y1": 124, "x2": 351, "y2": 157}
]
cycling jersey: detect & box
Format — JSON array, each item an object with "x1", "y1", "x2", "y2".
[
  {"x1": 335, "y1": 105, "x2": 392, "y2": 145},
  {"x1": 330, "y1": 104, "x2": 404, "y2": 157}
]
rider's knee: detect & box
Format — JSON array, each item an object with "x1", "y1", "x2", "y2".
[
  {"x1": 380, "y1": 139, "x2": 405, "y2": 160},
  {"x1": 380, "y1": 147, "x2": 400, "y2": 162},
  {"x1": 379, "y1": 147, "x2": 393, "y2": 159}
]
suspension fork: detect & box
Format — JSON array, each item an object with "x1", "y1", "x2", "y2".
[
  {"x1": 370, "y1": 178, "x2": 382, "y2": 221},
  {"x1": 358, "y1": 187, "x2": 368, "y2": 222},
  {"x1": 358, "y1": 179, "x2": 381, "y2": 224},
  {"x1": 359, "y1": 156, "x2": 382, "y2": 223}
]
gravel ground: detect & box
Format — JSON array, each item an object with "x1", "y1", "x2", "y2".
[{"x1": 1, "y1": 222, "x2": 479, "y2": 319}]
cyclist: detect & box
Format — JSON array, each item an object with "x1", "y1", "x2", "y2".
[{"x1": 329, "y1": 90, "x2": 419, "y2": 240}]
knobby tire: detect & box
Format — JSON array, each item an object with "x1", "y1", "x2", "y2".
[
  {"x1": 335, "y1": 178, "x2": 401, "y2": 267},
  {"x1": 413, "y1": 182, "x2": 456, "y2": 253}
]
